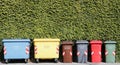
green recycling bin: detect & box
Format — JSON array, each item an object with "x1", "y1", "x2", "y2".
[{"x1": 104, "y1": 41, "x2": 116, "y2": 63}]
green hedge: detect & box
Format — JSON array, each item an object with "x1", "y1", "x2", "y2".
[{"x1": 0, "y1": 0, "x2": 120, "y2": 62}]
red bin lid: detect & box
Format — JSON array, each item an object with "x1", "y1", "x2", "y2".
[{"x1": 90, "y1": 40, "x2": 102, "y2": 44}]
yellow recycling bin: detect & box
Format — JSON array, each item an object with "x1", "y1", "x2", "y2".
[{"x1": 33, "y1": 39, "x2": 60, "y2": 62}]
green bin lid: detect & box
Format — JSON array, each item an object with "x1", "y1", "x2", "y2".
[
  {"x1": 76, "y1": 40, "x2": 88, "y2": 44},
  {"x1": 104, "y1": 41, "x2": 116, "y2": 44}
]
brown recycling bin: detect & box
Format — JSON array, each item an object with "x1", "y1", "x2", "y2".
[{"x1": 62, "y1": 41, "x2": 73, "y2": 63}]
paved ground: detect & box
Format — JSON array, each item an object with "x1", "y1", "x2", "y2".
[{"x1": 0, "y1": 62, "x2": 120, "y2": 65}]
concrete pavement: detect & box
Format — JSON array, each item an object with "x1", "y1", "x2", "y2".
[{"x1": 0, "y1": 62, "x2": 120, "y2": 65}]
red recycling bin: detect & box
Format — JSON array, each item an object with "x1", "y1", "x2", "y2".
[{"x1": 90, "y1": 40, "x2": 102, "y2": 63}]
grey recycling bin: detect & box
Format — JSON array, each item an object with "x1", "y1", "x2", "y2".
[{"x1": 76, "y1": 40, "x2": 88, "y2": 63}]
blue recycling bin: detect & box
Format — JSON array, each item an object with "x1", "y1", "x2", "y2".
[
  {"x1": 76, "y1": 40, "x2": 88, "y2": 63},
  {"x1": 2, "y1": 39, "x2": 30, "y2": 63}
]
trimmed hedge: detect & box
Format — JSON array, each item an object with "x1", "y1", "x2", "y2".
[{"x1": 0, "y1": 0, "x2": 120, "y2": 62}]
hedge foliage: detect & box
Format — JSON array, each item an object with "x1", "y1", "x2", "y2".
[{"x1": 0, "y1": 0, "x2": 120, "y2": 62}]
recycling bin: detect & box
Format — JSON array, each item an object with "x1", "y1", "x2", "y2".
[
  {"x1": 2, "y1": 39, "x2": 30, "y2": 63},
  {"x1": 33, "y1": 39, "x2": 60, "y2": 62},
  {"x1": 104, "y1": 41, "x2": 116, "y2": 63},
  {"x1": 62, "y1": 41, "x2": 73, "y2": 63},
  {"x1": 90, "y1": 40, "x2": 102, "y2": 63},
  {"x1": 76, "y1": 40, "x2": 88, "y2": 63}
]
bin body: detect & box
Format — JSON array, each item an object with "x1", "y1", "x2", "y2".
[
  {"x1": 104, "y1": 41, "x2": 116, "y2": 63},
  {"x1": 62, "y1": 41, "x2": 73, "y2": 63},
  {"x1": 2, "y1": 39, "x2": 30, "y2": 59},
  {"x1": 34, "y1": 39, "x2": 60, "y2": 59},
  {"x1": 76, "y1": 40, "x2": 88, "y2": 63},
  {"x1": 90, "y1": 40, "x2": 102, "y2": 63}
]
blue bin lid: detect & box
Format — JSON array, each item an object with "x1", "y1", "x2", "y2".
[
  {"x1": 76, "y1": 40, "x2": 88, "y2": 44},
  {"x1": 104, "y1": 41, "x2": 116, "y2": 44},
  {"x1": 2, "y1": 39, "x2": 30, "y2": 43}
]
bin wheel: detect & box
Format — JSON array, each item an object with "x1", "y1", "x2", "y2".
[
  {"x1": 5, "y1": 59, "x2": 8, "y2": 63},
  {"x1": 25, "y1": 59, "x2": 28, "y2": 63},
  {"x1": 54, "y1": 58, "x2": 58, "y2": 63},
  {"x1": 36, "y1": 59, "x2": 39, "y2": 63}
]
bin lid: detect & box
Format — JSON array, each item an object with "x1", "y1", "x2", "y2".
[
  {"x1": 2, "y1": 39, "x2": 30, "y2": 42},
  {"x1": 104, "y1": 41, "x2": 116, "y2": 44},
  {"x1": 62, "y1": 41, "x2": 73, "y2": 45},
  {"x1": 33, "y1": 39, "x2": 60, "y2": 42},
  {"x1": 90, "y1": 40, "x2": 102, "y2": 44},
  {"x1": 76, "y1": 40, "x2": 88, "y2": 44}
]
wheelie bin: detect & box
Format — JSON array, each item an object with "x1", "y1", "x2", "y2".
[
  {"x1": 76, "y1": 40, "x2": 88, "y2": 63},
  {"x1": 62, "y1": 41, "x2": 73, "y2": 63},
  {"x1": 104, "y1": 41, "x2": 116, "y2": 63},
  {"x1": 90, "y1": 40, "x2": 102, "y2": 63},
  {"x1": 2, "y1": 39, "x2": 30, "y2": 63},
  {"x1": 33, "y1": 39, "x2": 60, "y2": 62}
]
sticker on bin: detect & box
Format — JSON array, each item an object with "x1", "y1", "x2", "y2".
[
  {"x1": 105, "y1": 50, "x2": 108, "y2": 56},
  {"x1": 62, "y1": 51, "x2": 65, "y2": 56},
  {"x1": 70, "y1": 52, "x2": 72, "y2": 56},
  {"x1": 112, "y1": 51, "x2": 116, "y2": 56},
  {"x1": 4, "y1": 46, "x2": 7, "y2": 55},
  {"x1": 35, "y1": 46, "x2": 38, "y2": 54},
  {"x1": 91, "y1": 51, "x2": 94, "y2": 55},
  {"x1": 25, "y1": 46, "x2": 29, "y2": 54},
  {"x1": 99, "y1": 51, "x2": 101, "y2": 55},
  {"x1": 56, "y1": 46, "x2": 59, "y2": 54},
  {"x1": 77, "y1": 51, "x2": 80, "y2": 56},
  {"x1": 84, "y1": 50, "x2": 88, "y2": 56}
]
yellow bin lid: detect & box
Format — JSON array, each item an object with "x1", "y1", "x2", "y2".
[{"x1": 33, "y1": 39, "x2": 60, "y2": 42}]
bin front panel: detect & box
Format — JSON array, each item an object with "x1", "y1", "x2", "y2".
[
  {"x1": 77, "y1": 44, "x2": 88, "y2": 63},
  {"x1": 34, "y1": 41, "x2": 59, "y2": 59},
  {"x1": 91, "y1": 44, "x2": 102, "y2": 62},
  {"x1": 4, "y1": 42, "x2": 30, "y2": 59},
  {"x1": 105, "y1": 44, "x2": 116, "y2": 63},
  {"x1": 62, "y1": 45, "x2": 72, "y2": 63}
]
